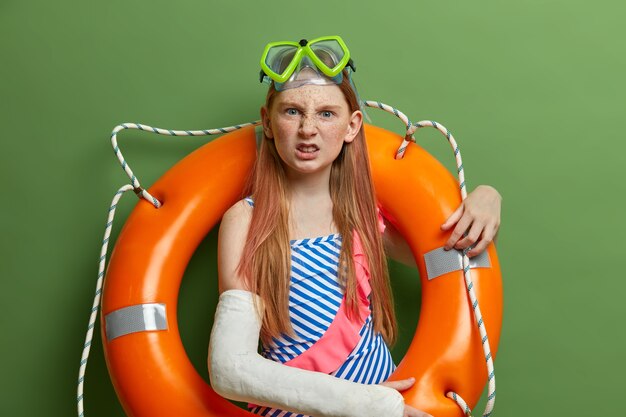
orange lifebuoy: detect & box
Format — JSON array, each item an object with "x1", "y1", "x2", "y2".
[{"x1": 101, "y1": 124, "x2": 502, "y2": 417}]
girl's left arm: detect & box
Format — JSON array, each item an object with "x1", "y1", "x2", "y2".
[
  {"x1": 382, "y1": 185, "x2": 502, "y2": 266},
  {"x1": 382, "y1": 216, "x2": 417, "y2": 268},
  {"x1": 440, "y1": 184, "x2": 501, "y2": 258}
]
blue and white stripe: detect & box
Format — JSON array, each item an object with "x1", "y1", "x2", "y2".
[
  {"x1": 252, "y1": 223, "x2": 395, "y2": 417},
  {"x1": 333, "y1": 316, "x2": 395, "y2": 384},
  {"x1": 263, "y1": 234, "x2": 344, "y2": 362}
]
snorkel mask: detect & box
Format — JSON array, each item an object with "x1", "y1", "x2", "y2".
[{"x1": 259, "y1": 36, "x2": 356, "y2": 92}]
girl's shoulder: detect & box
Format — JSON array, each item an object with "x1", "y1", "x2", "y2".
[
  {"x1": 221, "y1": 198, "x2": 253, "y2": 230},
  {"x1": 218, "y1": 199, "x2": 254, "y2": 292}
]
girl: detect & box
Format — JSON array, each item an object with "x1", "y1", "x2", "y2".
[{"x1": 208, "y1": 36, "x2": 501, "y2": 417}]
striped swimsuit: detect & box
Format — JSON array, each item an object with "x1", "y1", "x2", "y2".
[{"x1": 245, "y1": 198, "x2": 396, "y2": 417}]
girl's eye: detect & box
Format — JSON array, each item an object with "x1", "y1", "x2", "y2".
[
  {"x1": 286, "y1": 108, "x2": 299, "y2": 116},
  {"x1": 321, "y1": 111, "x2": 333, "y2": 118}
]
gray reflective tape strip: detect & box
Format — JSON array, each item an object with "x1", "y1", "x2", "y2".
[
  {"x1": 105, "y1": 303, "x2": 168, "y2": 341},
  {"x1": 424, "y1": 247, "x2": 491, "y2": 280}
]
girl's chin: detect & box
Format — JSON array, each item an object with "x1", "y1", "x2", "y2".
[{"x1": 284, "y1": 161, "x2": 333, "y2": 178}]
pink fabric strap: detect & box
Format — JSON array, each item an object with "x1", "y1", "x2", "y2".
[{"x1": 283, "y1": 208, "x2": 385, "y2": 374}]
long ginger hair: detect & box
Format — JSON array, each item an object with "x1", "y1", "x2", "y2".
[{"x1": 238, "y1": 73, "x2": 397, "y2": 346}]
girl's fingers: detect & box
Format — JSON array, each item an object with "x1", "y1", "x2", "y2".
[
  {"x1": 453, "y1": 218, "x2": 485, "y2": 250},
  {"x1": 404, "y1": 404, "x2": 434, "y2": 417},
  {"x1": 441, "y1": 203, "x2": 464, "y2": 231},
  {"x1": 380, "y1": 377, "x2": 415, "y2": 391},
  {"x1": 445, "y1": 185, "x2": 501, "y2": 252},
  {"x1": 382, "y1": 380, "x2": 433, "y2": 417},
  {"x1": 444, "y1": 213, "x2": 473, "y2": 250},
  {"x1": 466, "y1": 222, "x2": 498, "y2": 257}
]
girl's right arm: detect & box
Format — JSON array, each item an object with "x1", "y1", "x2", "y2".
[
  {"x1": 217, "y1": 200, "x2": 253, "y2": 293},
  {"x1": 208, "y1": 289, "x2": 408, "y2": 417}
]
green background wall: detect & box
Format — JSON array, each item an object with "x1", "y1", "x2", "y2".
[{"x1": 1, "y1": 0, "x2": 624, "y2": 416}]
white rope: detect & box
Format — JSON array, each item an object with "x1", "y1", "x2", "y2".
[
  {"x1": 80, "y1": 106, "x2": 496, "y2": 416},
  {"x1": 77, "y1": 184, "x2": 133, "y2": 417},
  {"x1": 78, "y1": 120, "x2": 263, "y2": 417},
  {"x1": 363, "y1": 100, "x2": 496, "y2": 417},
  {"x1": 110, "y1": 121, "x2": 261, "y2": 207}
]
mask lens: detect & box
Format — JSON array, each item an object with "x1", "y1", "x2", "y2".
[
  {"x1": 309, "y1": 39, "x2": 345, "y2": 72},
  {"x1": 265, "y1": 45, "x2": 299, "y2": 77}
]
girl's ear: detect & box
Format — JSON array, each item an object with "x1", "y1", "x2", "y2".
[
  {"x1": 344, "y1": 110, "x2": 363, "y2": 143},
  {"x1": 261, "y1": 106, "x2": 273, "y2": 139}
]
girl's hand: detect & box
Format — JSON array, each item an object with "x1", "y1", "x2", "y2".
[
  {"x1": 441, "y1": 184, "x2": 502, "y2": 258},
  {"x1": 380, "y1": 378, "x2": 434, "y2": 417}
]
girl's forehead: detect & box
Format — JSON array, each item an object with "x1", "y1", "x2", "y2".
[{"x1": 273, "y1": 84, "x2": 347, "y2": 108}]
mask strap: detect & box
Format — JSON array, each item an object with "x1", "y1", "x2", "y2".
[{"x1": 347, "y1": 70, "x2": 372, "y2": 123}]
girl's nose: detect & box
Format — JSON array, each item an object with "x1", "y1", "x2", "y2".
[{"x1": 299, "y1": 115, "x2": 317, "y2": 136}]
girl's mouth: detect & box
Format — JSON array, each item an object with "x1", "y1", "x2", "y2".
[{"x1": 295, "y1": 144, "x2": 319, "y2": 160}]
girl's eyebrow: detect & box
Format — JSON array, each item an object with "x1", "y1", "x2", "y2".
[{"x1": 279, "y1": 101, "x2": 343, "y2": 111}]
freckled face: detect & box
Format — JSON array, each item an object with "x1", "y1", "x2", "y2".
[{"x1": 262, "y1": 84, "x2": 362, "y2": 179}]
